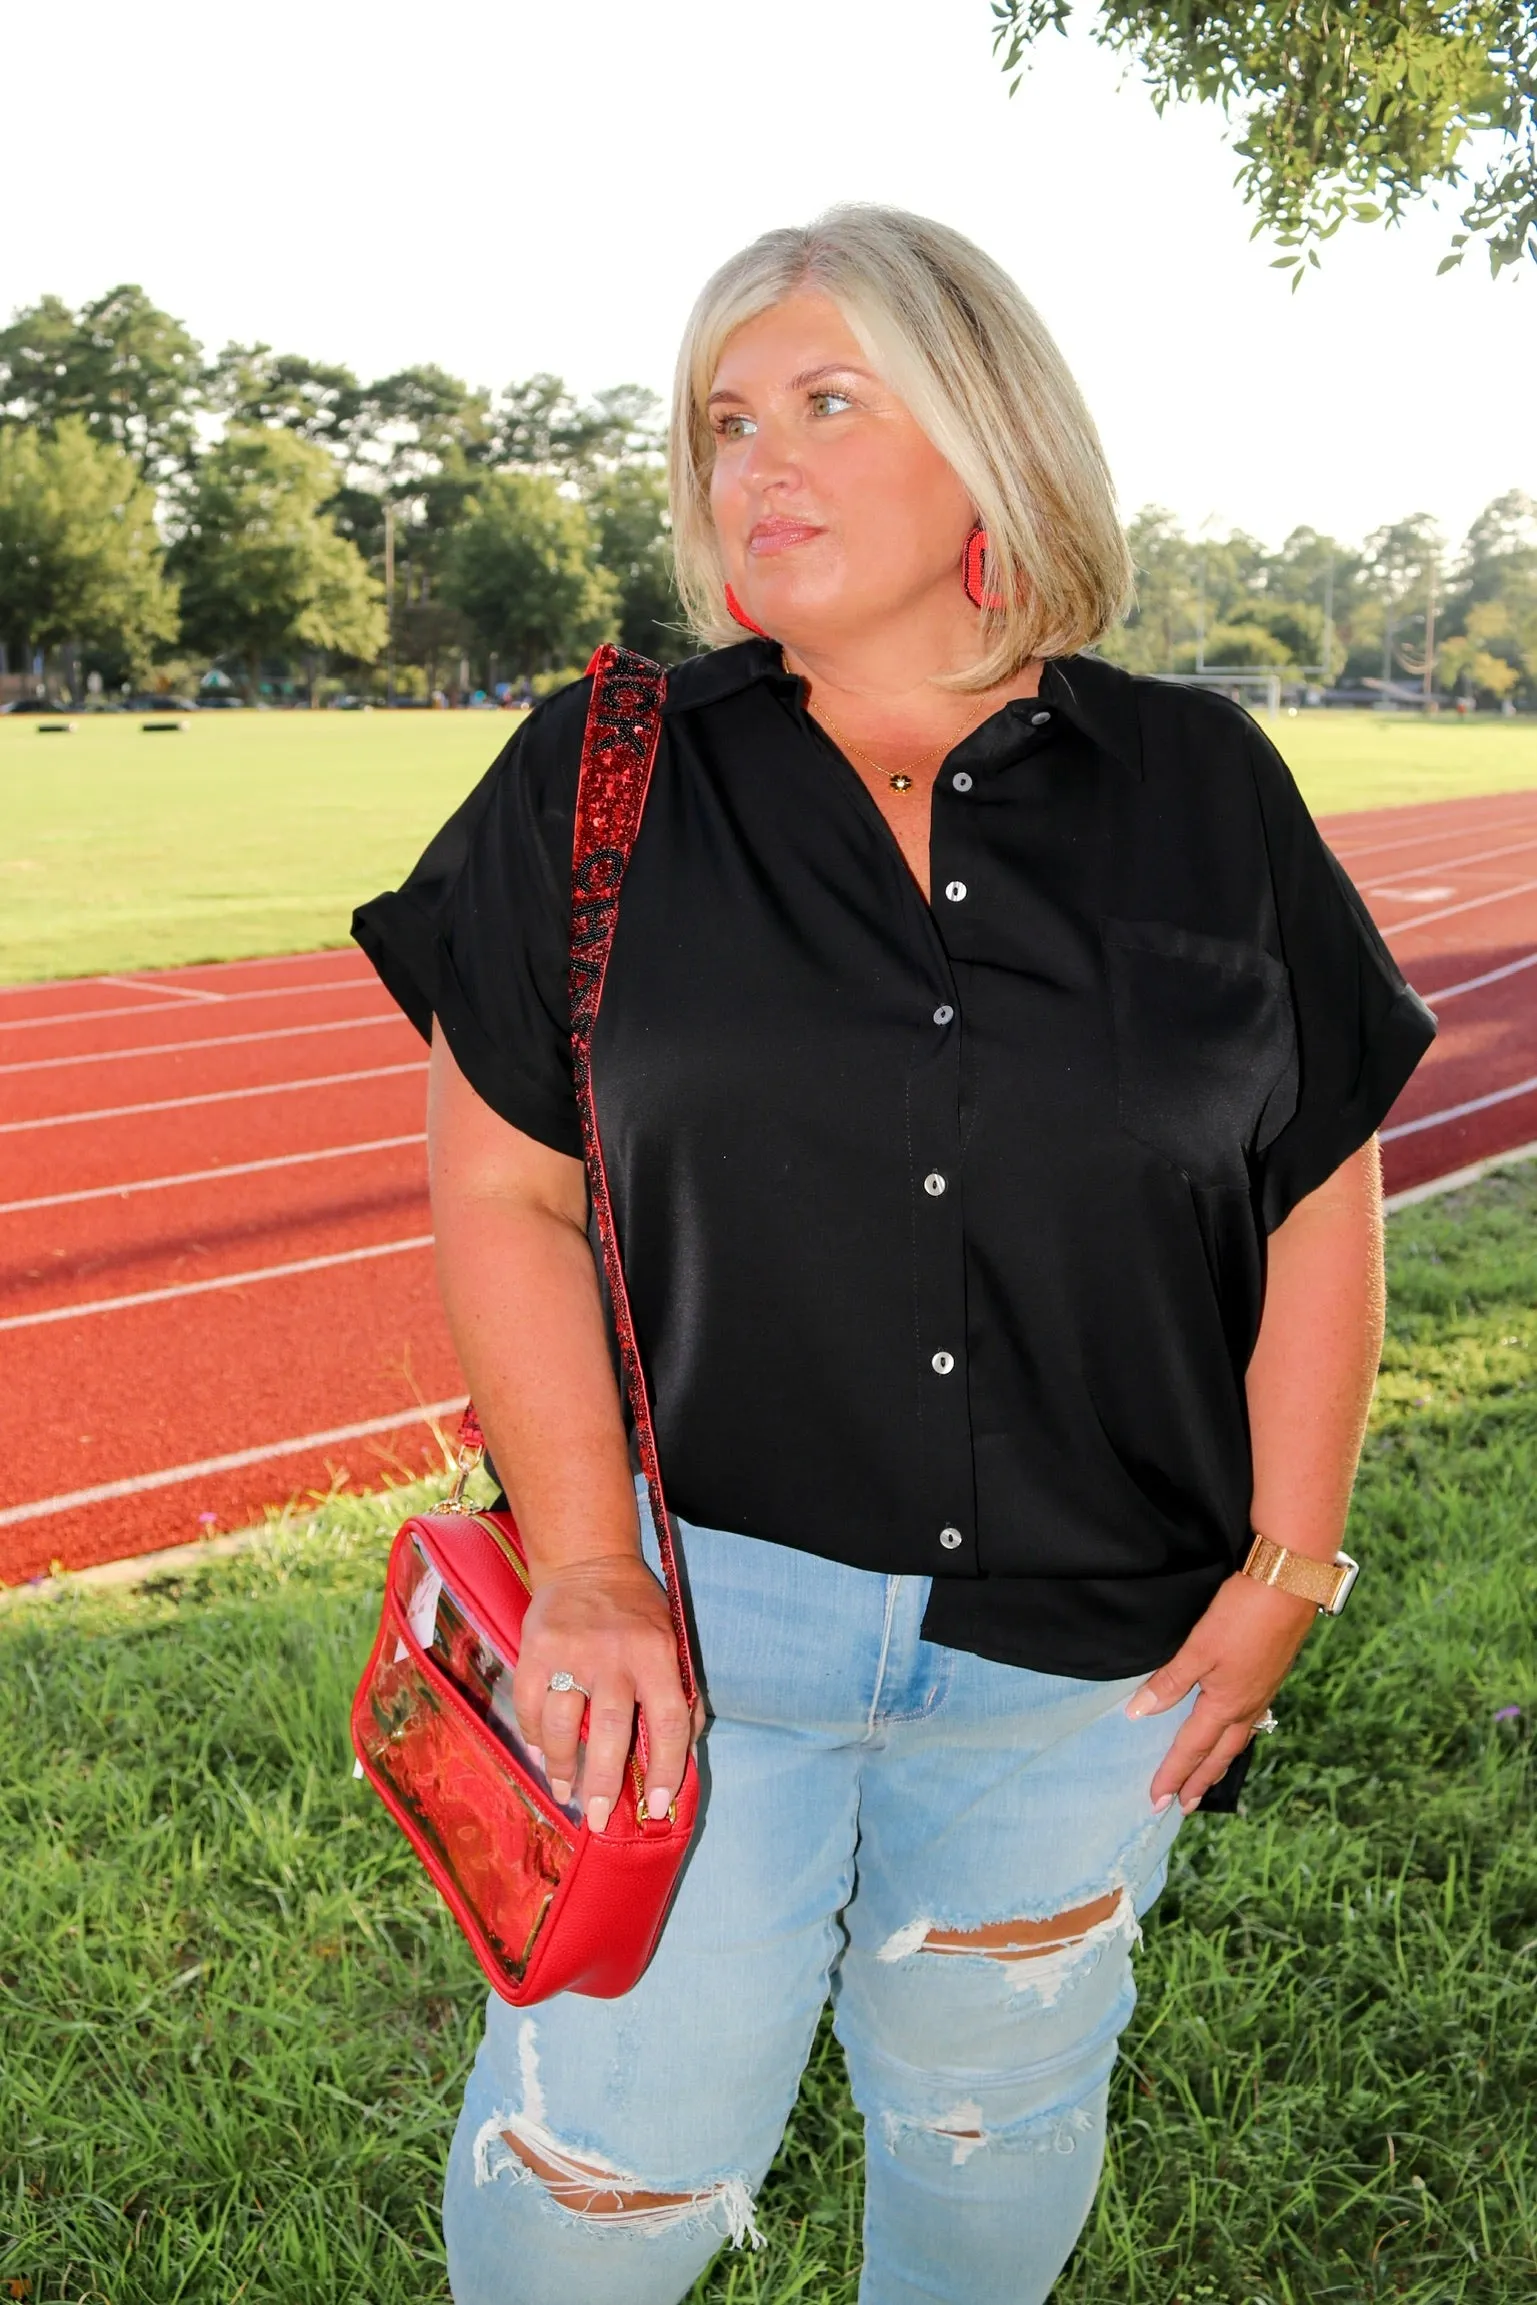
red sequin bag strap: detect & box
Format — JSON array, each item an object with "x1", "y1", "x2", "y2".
[{"x1": 566, "y1": 644, "x2": 697, "y2": 1707}]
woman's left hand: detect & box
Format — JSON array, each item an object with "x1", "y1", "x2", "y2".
[{"x1": 1126, "y1": 1573, "x2": 1319, "y2": 1813}]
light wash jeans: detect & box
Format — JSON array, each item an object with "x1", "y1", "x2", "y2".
[{"x1": 443, "y1": 1495, "x2": 1195, "y2": 2305}]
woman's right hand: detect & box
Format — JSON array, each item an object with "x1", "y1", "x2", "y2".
[{"x1": 512, "y1": 1553, "x2": 698, "y2": 1834}]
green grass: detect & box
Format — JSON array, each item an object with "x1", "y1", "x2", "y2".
[
  {"x1": 1271, "y1": 711, "x2": 1537, "y2": 816},
  {"x1": 2, "y1": 1168, "x2": 1534, "y2": 2303},
  {"x1": 0, "y1": 712, "x2": 507, "y2": 985},
  {"x1": 3, "y1": 707, "x2": 1535, "y2": 984}
]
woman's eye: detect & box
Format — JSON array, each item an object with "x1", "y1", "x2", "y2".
[
  {"x1": 714, "y1": 411, "x2": 756, "y2": 439},
  {"x1": 809, "y1": 390, "x2": 854, "y2": 417}
]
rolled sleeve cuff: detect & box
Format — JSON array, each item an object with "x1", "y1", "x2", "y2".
[
  {"x1": 352, "y1": 893, "x2": 583, "y2": 1159},
  {"x1": 1259, "y1": 983, "x2": 1437, "y2": 1231}
]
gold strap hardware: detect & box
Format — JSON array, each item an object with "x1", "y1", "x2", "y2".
[{"x1": 1242, "y1": 1532, "x2": 1359, "y2": 1615}]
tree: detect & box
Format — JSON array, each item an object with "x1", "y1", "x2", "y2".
[
  {"x1": 443, "y1": 472, "x2": 619, "y2": 675},
  {"x1": 587, "y1": 464, "x2": 686, "y2": 659},
  {"x1": 992, "y1": 3, "x2": 1537, "y2": 278},
  {"x1": 1363, "y1": 513, "x2": 1444, "y2": 686},
  {"x1": 205, "y1": 344, "x2": 367, "y2": 452},
  {"x1": 170, "y1": 426, "x2": 384, "y2": 694},
  {"x1": 1440, "y1": 491, "x2": 1537, "y2": 701},
  {"x1": 0, "y1": 417, "x2": 177, "y2": 682},
  {"x1": 0, "y1": 284, "x2": 202, "y2": 476}
]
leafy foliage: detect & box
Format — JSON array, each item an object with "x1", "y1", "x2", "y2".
[
  {"x1": 0, "y1": 417, "x2": 178, "y2": 669},
  {"x1": 442, "y1": 470, "x2": 619, "y2": 671},
  {"x1": 1105, "y1": 492, "x2": 1537, "y2": 703},
  {"x1": 0, "y1": 283, "x2": 202, "y2": 477},
  {"x1": 169, "y1": 426, "x2": 384, "y2": 681},
  {"x1": 992, "y1": 1, "x2": 1537, "y2": 279}
]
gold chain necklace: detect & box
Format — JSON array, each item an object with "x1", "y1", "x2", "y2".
[{"x1": 815, "y1": 710, "x2": 945, "y2": 796}]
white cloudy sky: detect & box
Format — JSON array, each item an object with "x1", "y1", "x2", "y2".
[{"x1": 6, "y1": 0, "x2": 1532, "y2": 552}]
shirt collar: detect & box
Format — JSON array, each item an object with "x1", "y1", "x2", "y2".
[
  {"x1": 665, "y1": 637, "x2": 1142, "y2": 780},
  {"x1": 1037, "y1": 654, "x2": 1143, "y2": 778}
]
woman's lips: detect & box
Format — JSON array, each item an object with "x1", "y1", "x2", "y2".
[{"x1": 747, "y1": 518, "x2": 824, "y2": 556}]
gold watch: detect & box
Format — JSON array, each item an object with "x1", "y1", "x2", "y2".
[{"x1": 1241, "y1": 1532, "x2": 1360, "y2": 1616}]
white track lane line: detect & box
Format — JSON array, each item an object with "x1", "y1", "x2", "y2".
[
  {"x1": 0, "y1": 1060, "x2": 427, "y2": 1136},
  {"x1": 0, "y1": 949, "x2": 368, "y2": 1004},
  {"x1": 97, "y1": 975, "x2": 225, "y2": 1003},
  {"x1": 1331, "y1": 805, "x2": 1537, "y2": 864},
  {"x1": 0, "y1": 1396, "x2": 468, "y2": 1530},
  {"x1": 0, "y1": 976, "x2": 382, "y2": 1035},
  {"x1": 0, "y1": 1134, "x2": 427, "y2": 1217},
  {"x1": 1419, "y1": 950, "x2": 1537, "y2": 1004},
  {"x1": 0, "y1": 1234, "x2": 434, "y2": 1333},
  {"x1": 1382, "y1": 1073, "x2": 1537, "y2": 1142},
  {"x1": 1381, "y1": 875, "x2": 1537, "y2": 939},
  {"x1": 1364, "y1": 832, "x2": 1537, "y2": 891},
  {"x1": 0, "y1": 1010, "x2": 401, "y2": 1076},
  {"x1": 0, "y1": 948, "x2": 367, "y2": 1003}
]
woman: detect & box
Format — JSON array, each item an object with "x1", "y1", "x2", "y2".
[{"x1": 355, "y1": 206, "x2": 1434, "y2": 2305}]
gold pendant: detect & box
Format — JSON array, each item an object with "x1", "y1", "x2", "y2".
[{"x1": 888, "y1": 773, "x2": 915, "y2": 793}]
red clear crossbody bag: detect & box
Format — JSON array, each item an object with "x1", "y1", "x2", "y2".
[{"x1": 351, "y1": 646, "x2": 700, "y2": 2005}]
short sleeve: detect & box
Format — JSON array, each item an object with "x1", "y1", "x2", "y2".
[
  {"x1": 1247, "y1": 724, "x2": 1436, "y2": 1229},
  {"x1": 351, "y1": 690, "x2": 588, "y2": 1158}
]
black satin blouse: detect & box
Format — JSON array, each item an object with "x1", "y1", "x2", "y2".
[{"x1": 355, "y1": 641, "x2": 1434, "y2": 1685}]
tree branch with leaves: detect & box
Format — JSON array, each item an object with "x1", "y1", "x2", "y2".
[{"x1": 992, "y1": 1, "x2": 1537, "y2": 279}]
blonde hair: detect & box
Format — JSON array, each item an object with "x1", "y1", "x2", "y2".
[{"x1": 669, "y1": 204, "x2": 1132, "y2": 689}]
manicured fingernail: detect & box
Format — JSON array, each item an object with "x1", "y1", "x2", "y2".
[
  {"x1": 551, "y1": 1778, "x2": 572, "y2": 1806},
  {"x1": 646, "y1": 1787, "x2": 672, "y2": 1818},
  {"x1": 586, "y1": 1796, "x2": 611, "y2": 1835},
  {"x1": 1153, "y1": 1793, "x2": 1175, "y2": 1814},
  {"x1": 1125, "y1": 1693, "x2": 1156, "y2": 1719},
  {"x1": 1180, "y1": 1796, "x2": 1200, "y2": 1815},
  {"x1": 528, "y1": 1746, "x2": 545, "y2": 1771}
]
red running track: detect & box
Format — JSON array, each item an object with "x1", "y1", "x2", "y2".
[{"x1": 3, "y1": 784, "x2": 1536, "y2": 1585}]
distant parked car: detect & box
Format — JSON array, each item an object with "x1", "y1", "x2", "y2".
[
  {"x1": 123, "y1": 694, "x2": 197, "y2": 713},
  {"x1": 1, "y1": 695, "x2": 62, "y2": 714},
  {"x1": 195, "y1": 694, "x2": 246, "y2": 709}
]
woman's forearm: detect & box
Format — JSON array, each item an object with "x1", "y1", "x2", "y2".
[
  {"x1": 428, "y1": 1028, "x2": 640, "y2": 1575},
  {"x1": 1245, "y1": 1136, "x2": 1385, "y2": 1562}
]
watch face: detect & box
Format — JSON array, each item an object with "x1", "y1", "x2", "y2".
[{"x1": 1328, "y1": 1553, "x2": 1362, "y2": 1615}]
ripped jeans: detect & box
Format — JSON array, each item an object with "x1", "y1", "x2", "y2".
[{"x1": 442, "y1": 1500, "x2": 1196, "y2": 2305}]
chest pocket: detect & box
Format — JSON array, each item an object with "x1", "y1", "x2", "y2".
[{"x1": 1105, "y1": 919, "x2": 1297, "y2": 1190}]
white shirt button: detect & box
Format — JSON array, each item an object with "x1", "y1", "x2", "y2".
[
  {"x1": 952, "y1": 771, "x2": 973, "y2": 792},
  {"x1": 938, "y1": 1526, "x2": 964, "y2": 1550},
  {"x1": 944, "y1": 880, "x2": 967, "y2": 903},
  {"x1": 933, "y1": 1004, "x2": 954, "y2": 1026},
  {"x1": 931, "y1": 1350, "x2": 955, "y2": 1374},
  {"x1": 1030, "y1": 709, "x2": 1051, "y2": 726},
  {"x1": 923, "y1": 1171, "x2": 947, "y2": 1197}
]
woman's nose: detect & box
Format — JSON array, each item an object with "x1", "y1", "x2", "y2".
[{"x1": 736, "y1": 416, "x2": 803, "y2": 494}]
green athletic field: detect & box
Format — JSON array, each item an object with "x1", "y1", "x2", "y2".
[
  {"x1": 2, "y1": 706, "x2": 1535, "y2": 985},
  {"x1": 3, "y1": 1162, "x2": 1535, "y2": 2304}
]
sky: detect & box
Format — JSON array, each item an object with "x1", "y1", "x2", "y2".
[{"x1": 6, "y1": 0, "x2": 1533, "y2": 555}]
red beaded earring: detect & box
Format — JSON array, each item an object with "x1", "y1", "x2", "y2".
[
  {"x1": 963, "y1": 524, "x2": 1007, "y2": 611},
  {"x1": 724, "y1": 583, "x2": 770, "y2": 637}
]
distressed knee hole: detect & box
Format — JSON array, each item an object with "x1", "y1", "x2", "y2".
[
  {"x1": 469, "y1": 2013, "x2": 762, "y2": 2247},
  {"x1": 885, "y1": 2100, "x2": 1097, "y2": 2169},
  {"x1": 878, "y1": 1884, "x2": 1139, "y2": 1999},
  {"x1": 498, "y1": 2128, "x2": 697, "y2": 2218},
  {"x1": 918, "y1": 1885, "x2": 1125, "y2": 1962},
  {"x1": 472, "y1": 2110, "x2": 762, "y2": 2247}
]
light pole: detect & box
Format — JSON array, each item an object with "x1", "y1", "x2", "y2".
[
  {"x1": 1321, "y1": 555, "x2": 1335, "y2": 688},
  {"x1": 384, "y1": 500, "x2": 396, "y2": 709}
]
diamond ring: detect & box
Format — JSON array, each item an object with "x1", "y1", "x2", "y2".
[
  {"x1": 547, "y1": 1671, "x2": 590, "y2": 1697},
  {"x1": 1252, "y1": 1709, "x2": 1279, "y2": 1736}
]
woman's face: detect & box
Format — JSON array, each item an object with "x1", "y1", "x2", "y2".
[{"x1": 707, "y1": 291, "x2": 976, "y2": 646}]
